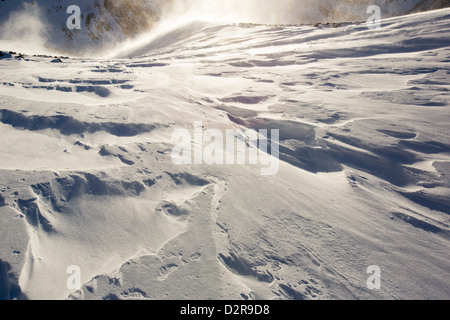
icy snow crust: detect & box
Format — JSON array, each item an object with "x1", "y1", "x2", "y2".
[{"x1": 0, "y1": 7, "x2": 449, "y2": 300}]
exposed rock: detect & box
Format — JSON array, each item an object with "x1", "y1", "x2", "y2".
[{"x1": 0, "y1": 193, "x2": 5, "y2": 206}]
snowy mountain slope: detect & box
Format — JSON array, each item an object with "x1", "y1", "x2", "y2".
[
  {"x1": 0, "y1": 6, "x2": 449, "y2": 300},
  {"x1": 0, "y1": 0, "x2": 449, "y2": 55},
  {"x1": 0, "y1": 0, "x2": 168, "y2": 54}
]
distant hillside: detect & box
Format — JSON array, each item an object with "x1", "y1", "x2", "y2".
[
  {"x1": 407, "y1": 0, "x2": 450, "y2": 13},
  {"x1": 0, "y1": 0, "x2": 169, "y2": 54}
]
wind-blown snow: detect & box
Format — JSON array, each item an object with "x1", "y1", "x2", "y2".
[
  {"x1": 0, "y1": 3, "x2": 449, "y2": 300},
  {"x1": 0, "y1": 0, "x2": 448, "y2": 55}
]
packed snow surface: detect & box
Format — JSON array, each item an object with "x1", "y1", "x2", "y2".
[{"x1": 0, "y1": 3, "x2": 449, "y2": 300}]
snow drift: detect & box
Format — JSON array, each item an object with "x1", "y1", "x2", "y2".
[{"x1": 0, "y1": 1, "x2": 449, "y2": 301}]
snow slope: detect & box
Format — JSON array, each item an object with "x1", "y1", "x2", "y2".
[
  {"x1": 0, "y1": 0, "x2": 168, "y2": 55},
  {"x1": 0, "y1": 0, "x2": 449, "y2": 55},
  {"x1": 0, "y1": 5, "x2": 449, "y2": 300}
]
